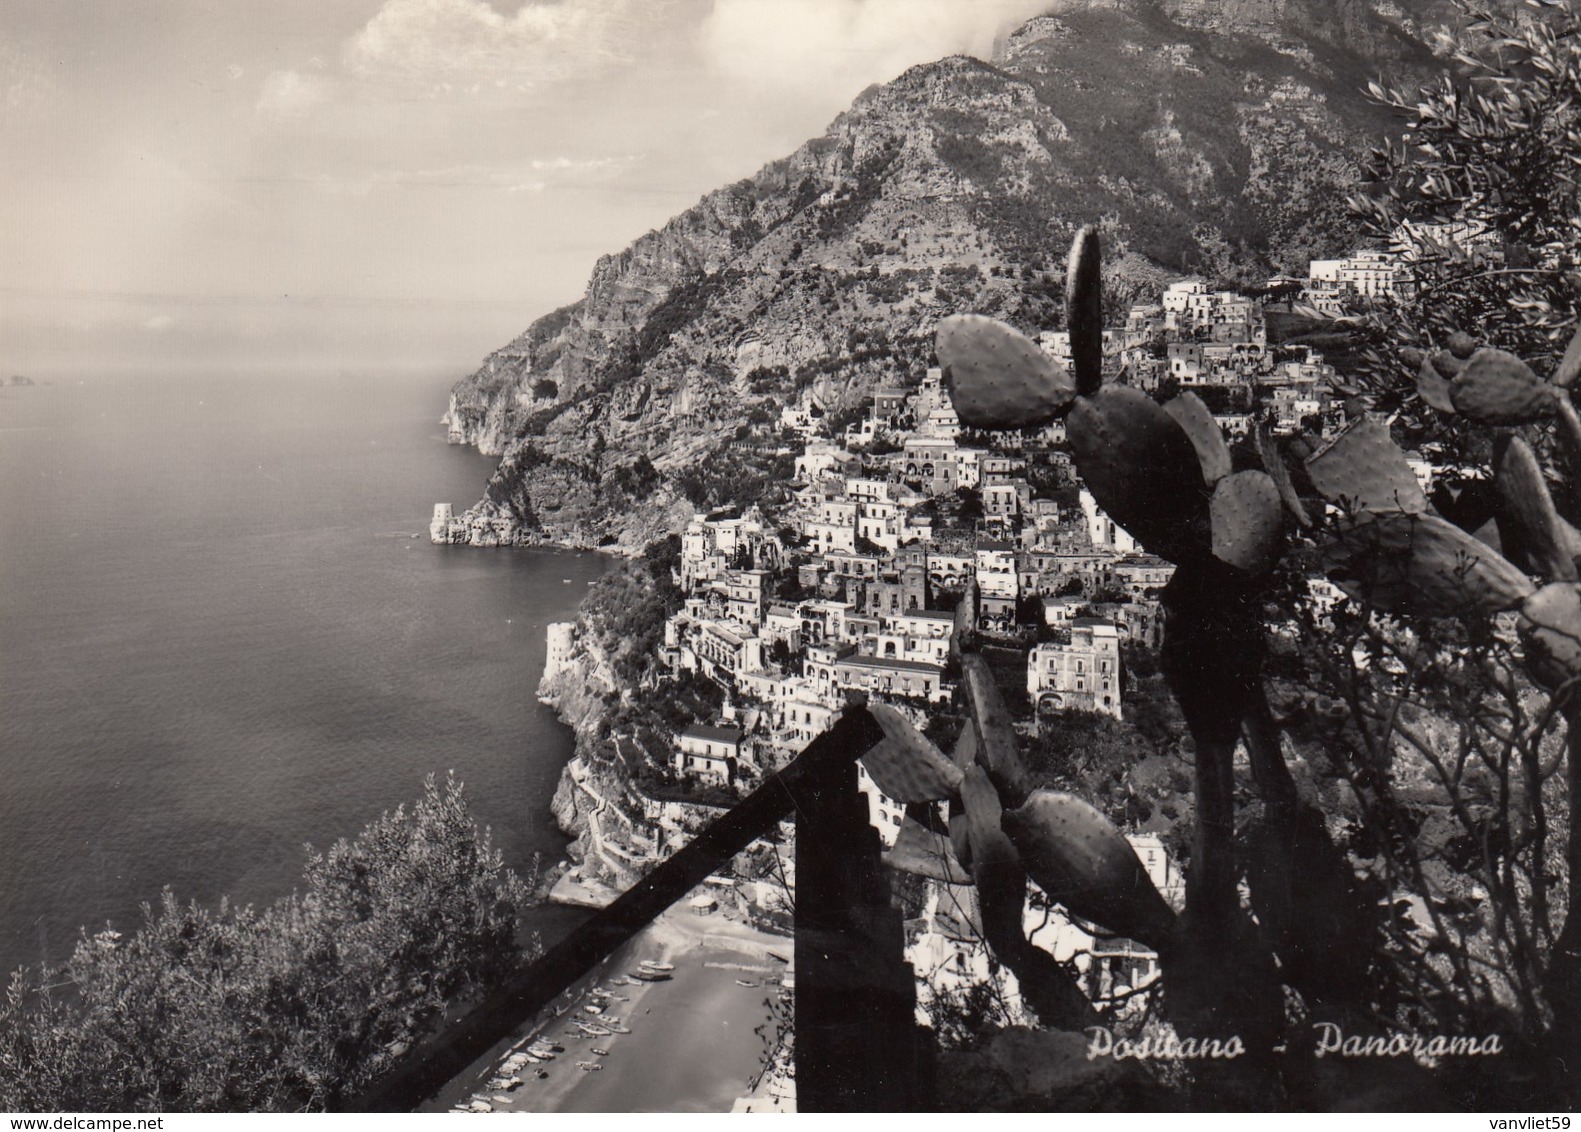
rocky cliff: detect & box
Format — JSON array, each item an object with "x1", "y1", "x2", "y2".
[{"x1": 443, "y1": 1, "x2": 1464, "y2": 551}]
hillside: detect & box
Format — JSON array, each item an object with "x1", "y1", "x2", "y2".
[{"x1": 442, "y1": 0, "x2": 1453, "y2": 551}]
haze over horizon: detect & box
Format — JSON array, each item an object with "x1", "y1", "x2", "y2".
[{"x1": 1, "y1": 0, "x2": 1051, "y2": 377}]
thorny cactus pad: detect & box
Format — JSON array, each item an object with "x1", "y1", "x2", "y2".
[
  {"x1": 1209, "y1": 471, "x2": 1286, "y2": 577},
  {"x1": 1066, "y1": 385, "x2": 1212, "y2": 566},
  {"x1": 1165, "y1": 392, "x2": 1233, "y2": 486},
  {"x1": 1304, "y1": 416, "x2": 1427, "y2": 515},
  {"x1": 1066, "y1": 226, "x2": 1104, "y2": 396},
  {"x1": 860, "y1": 702, "x2": 965, "y2": 803},
  {"x1": 1002, "y1": 789, "x2": 1177, "y2": 951},
  {"x1": 1450, "y1": 348, "x2": 1559, "y2": 424},
  {"x1": 936, "y1": 314, "x2": 1073, "y2": 429},
  {"x1": 1494, "y1": 436, "x2": 1578, "y2": 582},
  {"x1": 1323, "y1": 510, "x2": 1536, "y2": 618},
  {"x1": 1519, "y1": 582, "x2": 1581, "y2": 698}
]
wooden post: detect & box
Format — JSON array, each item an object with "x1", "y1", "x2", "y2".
[{"x1": 793, "y1": 748, "x2": 930, "y2": 1110}]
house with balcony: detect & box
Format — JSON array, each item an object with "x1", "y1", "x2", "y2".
[{"x1": 1027, "y1": 618, "x2": 1123, "y2": 719}]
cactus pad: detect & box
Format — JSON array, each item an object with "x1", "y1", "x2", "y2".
[
  {"x1": 1519, "y1": 582, "x2": 1581, "y2": 693},
  {"x1": 1210, "y1": 470, "x2": 1286, "y2": 576},
  {"x1": 1450, "y1": 348, "x2": 1558, "y2": 424},
  {"x1": 1164, "y1": 392, "x2": 1232, "y2": 485},
  {"x1": 1305, "y1": 415, "x2": 1427, "y2": 515},
  {"x1": 1067, "y1": 385, "x2": 1211, "y2": 565},
  {"x1": 1066, "y1": 226, "x2": 1104, "y2": 396},
  {"x1": 1493, "y1": 436, "x2": 1577, "y2": 582},
  {"x1": 1253, "y1": 423, "x2": 1310, "y2": 528},
  {"x1": 1555, "y1": 323, "x2": 1581, "y2": 389},
  {"x1": 937, "y1": 314, "x2": 1073, "y2": 429},
  {"x1": 1001, "y1": 789, "x2": 1177, "y2": 950},
  {"x1": 959, "y1": 764, "x2": 1020, "y2": 875},
  {"x1": 885, "y1": 812, "x2": 973, "y2": 885},
  {"x1": 1323, "y1": 511, "x2": 1536, "y2": 618},
  {"x1": 859, "y1": 702, "x2": 965, "y2": 803},
  {"x1": 1417, "y1": 354, "x2": 1457, "y2": 414}
]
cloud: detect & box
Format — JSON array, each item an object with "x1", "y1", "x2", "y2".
[
  {"x1": 698, "y1": 0, "x2": 1051, "y2": 97},
  {"x1": 342, "y1": 0, "x2": 663, "y2": 90},
  {"x1": 256, "y1": 70, "x2": 329, "y2": 120},
  {"x1": 144, "y1": 314, "x2": 174, "y2": 332}
]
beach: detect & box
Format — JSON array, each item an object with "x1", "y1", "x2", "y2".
[{"x1": 422, "y1": 907, "x2": 791, "y2": 1113}]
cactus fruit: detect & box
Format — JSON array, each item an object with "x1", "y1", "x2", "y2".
[
  {"x1": 936, "y1": 314, "x2": 1073, "y2": 429},
  {"x1": 1304, "y1": 416, "x2": 1428, "y2": 515},
  {"x1": 1001, "y1": 789, "x2": 1177, "y2": 951},
  {"x1": 1067, "y1": 385, "x2": 1212, "y2": 565},
  {"x1": 1450, "y1": 348, "x2": 1558, "y2": 424},
  {"x1": 1417, "y1": 354, "x2": 1458, "y2": 414},
  {"x1": 1494, "y1": 436, "x2": 1578, "y2": 582},
  {"x1": 1431, "y1": 350, "x2": 1468, "y2": 380},
  {"x1": 1446, "y1": 330, "x2": 1479, "y2": 359},
  {"x1": 1066, "y1": 226, "x2": 1104, "y2": 396},
  {"x1": 1519, "y1": 582, "x2": 1581, "y2": 695},
  {"x1": 1324, "y1": 511, "x2": 1537, "y2": 618},
  {"x1": 1210, "y1": 470, "x2": 1286, "y2": 576},
  {"x1": 1165, "y1": 392, "x2": 1233, "y2": 485},
  {"x1": 1253, "y1": 423, "x2": 1310, "y2": 528},
  {"x1": 860, "y1": 703, "x2": 965, "y2": 803}
]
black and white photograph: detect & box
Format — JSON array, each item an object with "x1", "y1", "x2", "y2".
[{"x1": 2, "y1": 0, "x2": 1580, "y2": 1116}]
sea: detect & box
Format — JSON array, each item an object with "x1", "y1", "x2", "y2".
[{"x1": 0, "y1": 368, "x2": 609, "y2": 979}]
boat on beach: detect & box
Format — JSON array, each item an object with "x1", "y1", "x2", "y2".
[
  {"x1": 630, "y1": 969, "x2": 672, "y2": 982},
  {"x1": 735, "y1": 979, "x2": 759, "y2": 987},
  {"x1": 640, "y1": 960, "x2": 675, "y2": 972},
  {"x1": 607, "y1": 1024, "x2": 632, "y2": 1034}
]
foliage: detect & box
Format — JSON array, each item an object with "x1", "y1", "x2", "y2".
[
  {"x1": 581, "y1": 536, "x2": 685, "y2": 685},
  {"x1": 1351, "y1": 0, "x2": 1581, "y2": 398},
  {"x1": 0, "y1": 774, "x2": 533, "y2": 1112}
]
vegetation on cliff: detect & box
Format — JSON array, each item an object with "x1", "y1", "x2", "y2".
[{"x1": 0, "y1": 774, "x2": 533, "y2": 1113}]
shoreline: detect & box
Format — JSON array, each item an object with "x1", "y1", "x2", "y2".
[{"x1": 422, "y1": 906, "x2": 790, "y2": 1113}]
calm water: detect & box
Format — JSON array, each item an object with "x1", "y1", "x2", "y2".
[{"x1": 0, "y1": 369, "x2": 607, "y2": 977}]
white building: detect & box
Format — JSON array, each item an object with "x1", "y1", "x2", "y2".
[{"x1": 1027, "y1": 618, "x2": 1123, "y2": 719}]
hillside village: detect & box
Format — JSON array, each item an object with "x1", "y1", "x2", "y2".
[
  {"x1": 446, "y1": 237, "x2": 1458, "y2": 1013},
  {"x1": 515, "y1": 239, "x2": 1450, "y2": 798}
]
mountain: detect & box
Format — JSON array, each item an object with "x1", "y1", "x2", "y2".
[{"x1": 441, "y1": 0, "x2": 1461, "y2": 551}]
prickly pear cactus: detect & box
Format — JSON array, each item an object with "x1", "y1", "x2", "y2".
[
  {"x1": 860, "y1": 702, "x2": 964, "y2": 803},
  {"x1": 1066, "y1": 227, "x2": 1104, "y2": 396},
  {"x1": 1001, "y1": 789, "x2": 1177, "y2": 951},
  {"x1": 1067, "y1": 385, "x2": 1213, "y2": 565},
  {"x1": 1450, "y1": 348, "x2": 1559, "y2": 424},
  {"x1": 1520, "y1": 582, "x2": 1581, "y2": 699},
  {"x1": 1165, "y1": 392, "x2": 1233, "y2": 486},
  {"x1": 1209, "y1": 471, "x2": 1285, "y2": 576},
  {"x1": 1416, "y1": 354, "x2": 1457, "y2": 413},
  {"x1": 1323, "y1": 510, "x2": 1536, "y2": 618},
  {"x1": 1494, "y1": 436, "x2": 1577, "y2": 582},
  {"x1": 936, "y1": 314, "x2": 1074, "y2": 429},
  {"x1": 1304, "y1": 416, "x2": 1427, "y2": 515}
]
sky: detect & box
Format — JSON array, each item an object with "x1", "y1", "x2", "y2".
[{"x1": 0, "y1": 0, "x2": 1052, "y2": 377}]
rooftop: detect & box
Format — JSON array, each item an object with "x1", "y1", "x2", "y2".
[
  {"x1": 837, "y1": 655, "x2": 946, "y2": 675},
  {"x1": 679, "y1": 723, "x2": 745, "y2": 745}
]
